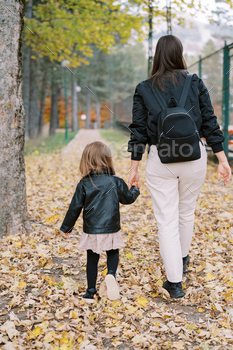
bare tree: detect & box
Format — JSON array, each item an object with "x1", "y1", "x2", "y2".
[{"x1": 0, "y1": 0, "x2": 30, "y2": 236}]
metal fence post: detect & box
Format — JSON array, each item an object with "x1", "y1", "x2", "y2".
[
  {"x1": 198, "y1": 56, "x2": 202, "y2": 79},
  {"x1": 148, "y1": 0, "x2": 153, "y2": 77},
  {"x1": 64, "y1": 67, "x2": 68, "y2": 140},
  {"x1": 222, "y1": 41, "x2": 230, "y2": 159}
]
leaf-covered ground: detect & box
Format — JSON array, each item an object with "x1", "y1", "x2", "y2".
[{"x1": 0, "y1": 130, "x2": 233, "y2": 350}]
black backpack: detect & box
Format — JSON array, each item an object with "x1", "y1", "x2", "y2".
[{"x1": 152, "y1": 74, "x2": 204, "y2": 164}]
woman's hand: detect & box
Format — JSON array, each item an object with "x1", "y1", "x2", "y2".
[
  {"x1": 128, "y1": 170, "x2": 140, "y2": 189},
  {"x1": 128, "y1": 160, "x2": 140, "y2": 189},
  {"x1": 218, "y1": 161, "x2": 231, "y2": 186},
  {"x1": 215, "y1": 151, "x2": 232, "y2": 186}
]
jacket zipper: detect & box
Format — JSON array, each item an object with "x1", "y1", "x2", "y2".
[{"x1": 159, "y1": 112, "x2": 204, "y2": 145}]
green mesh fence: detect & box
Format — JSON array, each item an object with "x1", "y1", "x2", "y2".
[
  {"x1": 230, "y1": 58, "x2": 233, "y2": 129},
  {"x1": 114, "y1": 95, "x2": 133, "y2": 125},
  {"x1": 189, "y1": 50, "x2": 223, "y2": 124},
  {"x1": 188, "y1": 62, "x2": 199, "y2": 76}
]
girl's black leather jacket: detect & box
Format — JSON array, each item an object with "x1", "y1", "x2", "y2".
[
  {"x1": 60, "y1": 170, "x2": 140, "y2": 234},
  {"x1": 128, "y1": 71, "x2": 225, "y2": 160}
]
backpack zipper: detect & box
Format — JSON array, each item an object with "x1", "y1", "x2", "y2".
[
  {"x1": 159, "y1": 112, "x2": 203, "y2": 145},
  {"x1": 162, "y1": 112, "x2": 194, "y2": 128}
]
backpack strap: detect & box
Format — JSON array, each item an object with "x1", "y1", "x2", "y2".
[
  {"x1": 149, "y1": 73, "x2": 193, "y2": 110},
  {"x1": 151, "y1": 84, "x2": 167, "y2": 110},
  {"x1": 179, "y1": 74, "x2": 192, "y2": 108}
]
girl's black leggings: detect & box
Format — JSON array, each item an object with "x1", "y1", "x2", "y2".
[{"x1": 86, "y1": 249, "x2": 119, "y2": 290}]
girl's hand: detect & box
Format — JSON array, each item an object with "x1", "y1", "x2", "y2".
[
  {"x1": 62, "y1": 231, "x2": 71, "y2": 239},
  {"x1": 218, "y1": 161, "x2": 232, "y2": 186},
  {"x1": 128, "y1": 170, "x2": 140, "y2": 189}
]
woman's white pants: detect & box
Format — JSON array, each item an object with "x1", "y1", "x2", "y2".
[{"x1": 145, "y1": 143, "x2": 207, "y2": 282}]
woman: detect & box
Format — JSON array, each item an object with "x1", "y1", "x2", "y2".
[{"x1": 127, "y1": 35, "x2": 231, "y2": 298}]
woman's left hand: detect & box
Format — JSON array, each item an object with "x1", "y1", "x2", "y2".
[
  {"x1": 128, "y1": 160, "x2": 140, "y2": 189},
  {"x1": 218, "y1": 161, "x2": 232, "y2": 186}
]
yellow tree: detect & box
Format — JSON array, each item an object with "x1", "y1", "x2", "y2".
[
  {"x1": 24, "y1": 0, "x2": 233, "y2": 67},
  {"x1": 24, "y1": 0, "x2": 145, "y2": 67}
]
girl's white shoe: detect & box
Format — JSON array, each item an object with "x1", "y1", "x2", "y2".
[{"x1": 105, "y1": 274, "x2": 120, "y2": 301}]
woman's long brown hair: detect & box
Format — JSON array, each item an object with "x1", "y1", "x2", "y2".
[
  {"x1": 79, "y1": 141, "x2": 115, "y2": 179},
  {"x1": 148, "y1": 35, "x2": 187, "y2": 92}
]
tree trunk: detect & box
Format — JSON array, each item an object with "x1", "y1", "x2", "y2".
[
  {"x1": 49, "y1": 77, "x2": 58, "y2": 136},
  {"x1": 38, "y1": 65, "x2": 47, "y2": 137},
  {"x1": 96, "y1": 102, "x2": 101, "y2": 128},
  {"x1": 56, "y1": 85, "x2": 61, "y2": 129},
  {"x1": 29, "y1": 56, "x2": 40, "y2": 138},
  {"x1": 22, "y1": 0, "x2": 32, "y2": 139},
  {"x1": 86, "y1": 86, "x2": 91, "y2": 129},
  {"x1": 72, "y1": 73, "x2": 78, "y2": 131},
  {"x1": 0, "y1": 0, "x2": 30, "y2": 236}
]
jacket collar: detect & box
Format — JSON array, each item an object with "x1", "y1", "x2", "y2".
[{"x1": 88, "y1": 169, "x2": 113, "y2": 176}]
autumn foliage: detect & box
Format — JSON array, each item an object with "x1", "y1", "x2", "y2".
[{"x1": 43, "y1": 96, "x2": 112, "y2": 129}]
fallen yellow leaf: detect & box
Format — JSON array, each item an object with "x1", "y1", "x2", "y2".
[
  {"x1": 18, "y1": 281, "x2": 26, "y2": 288},
  {"x1": 137, "y1": 297, "x2": 148, "y2": 308},
  {"x1": 44, "y1": 331, "x2": 56, "y2": 342},
  {"x1": 60, "y1": 345, "x2": 68, "y2": 350},
  {"x1": 108, "y1": 312, "x2": 123, "y2": 320},
  {"x1": 102, "y1": 268, "x2": 108, "y2": 277},
  {"x1": 206, "y1": 272, "x2": 215, "y2": 281},
  {"x1": 71, "y1": 311, "x2": 78, "y2": 319},
  {"x1": 198, "y1": 308, "x2": 205, "y2": 313},
  {"x1": 156, "y1": 279, "x2": 163, "y2": 287}
]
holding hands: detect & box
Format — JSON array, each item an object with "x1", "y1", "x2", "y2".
[
  {"x1": 128, "y1": 160, "x2": 140, "y2": 189},
  {"x1": 59, "y1": 229, "x2": 71, "y2": 239}
]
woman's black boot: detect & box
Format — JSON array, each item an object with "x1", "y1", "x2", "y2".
[
  {"x1": 183, "y1": 255, "x2": 190, "y2": 274},
  {"x1": 163, "y1": 281, "x2": 185, "y2": 298}
]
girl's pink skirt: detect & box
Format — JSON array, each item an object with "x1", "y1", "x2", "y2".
[{"x1": 78, "y1": 230, "x2": 125, "y2": 254}]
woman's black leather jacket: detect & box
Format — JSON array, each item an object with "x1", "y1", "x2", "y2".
[
  {"x1": 60, "y1": 170, "x2": 140, "y2": 234},
  {"x1": 128, "y1": 71, "x2": 224, "y2": 160}
]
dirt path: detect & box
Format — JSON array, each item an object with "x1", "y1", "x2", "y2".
[{"x1": 61, "y1": 129, "x2": 107, "y2": 155}]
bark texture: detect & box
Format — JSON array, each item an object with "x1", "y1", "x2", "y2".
[{"x1": 0, "y1": 0, "x2": 30, "y2": 236}]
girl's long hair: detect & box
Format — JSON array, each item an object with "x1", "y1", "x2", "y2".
[
  {"x1": 148, "y1": 35, "x2": 187, "y2": 92},
  {"x1": 79, "y1": 141, "x2": 115, "y2": 179}
]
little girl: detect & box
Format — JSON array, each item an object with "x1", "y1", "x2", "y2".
[{"x1": 60, "y1": 141, "x2": 140, "y2": 303}]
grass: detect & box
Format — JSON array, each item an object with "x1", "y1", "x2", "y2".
[
  {"x1": 100, "y1": 129, "x2": 129, "y2": 145},
  {"x1": 24, "y1": 131, "x2": 78, "y2": 156}
]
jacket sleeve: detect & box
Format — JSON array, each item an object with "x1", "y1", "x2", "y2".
[
  {"x1": 60, "y1": 181, "x2": 85, "y2": 233},
  {"x1": 118, "y1": 179, "x2": 140, "y2": 204},
  {"x1": 127, "y1": 83, "x2": 149, "y2": 161},
  {"x1": 198, "y1": 76, "x2": 224, "y2": 153}
]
